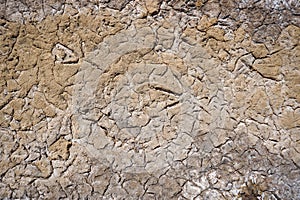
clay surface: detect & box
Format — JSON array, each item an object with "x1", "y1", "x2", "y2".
[{"x1": 0, "y1": 0, "x2": 300, "y2": 199}]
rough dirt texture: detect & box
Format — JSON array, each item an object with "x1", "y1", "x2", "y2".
[{"x1": 0, "y1": 0, "x2": 300, "y2": 199}]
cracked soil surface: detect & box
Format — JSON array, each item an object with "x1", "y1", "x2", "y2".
[{"x1": 0, "y1": 0, "x2": 300, "y2": 199}]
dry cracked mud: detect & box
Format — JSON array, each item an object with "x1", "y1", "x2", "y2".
[{"x1": 0, "y1": 0, "x2": 300, "y2": 199}]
